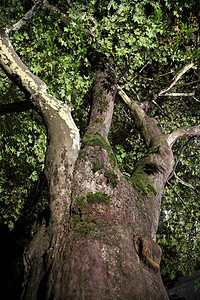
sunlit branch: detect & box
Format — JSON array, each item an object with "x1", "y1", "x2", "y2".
[
  {"x1": 152, "y1": 99, "x2": 171, "y2": 119},
  {"x1": 111, "y1": 5, "x2": 124, "y2": 23},
  {"x1": 157, "y1": 62, "x2": 196, "y2": 97},
  {"x1": 107, "y1": 0, "x2": 114, "y2": 12},
  {"x1": 174, "y1": 173, "x2": 194, "y2": 189},
  {"x1": 162, "y1": 92, "x2": 195, "y2": 97},
  {"x1": 168, "y1": 136, "x2": 195, "y2": 189},
  {"x1": 8, "y1": 0, "x2": 47, "y2": 33},
  {"x1": 193, "y1": 96, "x2": 200, "y2": 102},
  {"x1": 153, "y1": 62, "x2": 197, "y2": 106},
  {"x1": 167, "y1": 125, "x2": 200, "y2": 147},
  {"x1": 175, "y1": 79, "x2": 200, "y2": 86},
  {"x1": 41, "y1": 1, "x2": 71, "y2": 25},
  {"x1": 117, "y1": 85, "x2": 161, "y2": 146}
]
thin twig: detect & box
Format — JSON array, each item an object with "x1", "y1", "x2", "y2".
[
  {"x1": 167, "y1": 181, "x2": 197, "y2": 221},
  {"x1": 174, "y1": 173, "x2": 194, "y2": 189},
  {"x1": 175, "y1": 79, "x2": 200, "y2": 86},
  {"x1": 107, "y1": 0, "x2": 114, "y2": 12},
  {"x1": 193, "y1": 96, "x2": 200, "y2": 102},
  {"x1": 152, "y1": 99, "x2": 171, "y2": 120},
  {"x1": 169, "y1": 137, "x2": 193, "y2": 180}
]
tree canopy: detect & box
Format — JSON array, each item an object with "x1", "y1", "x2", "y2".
[{"x1": 0, "y1": 0, "x2": 200, "y2": 293}]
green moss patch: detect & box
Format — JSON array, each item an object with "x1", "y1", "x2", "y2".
[
  {"x1": 93, "y1": 162, "x2": 105, "y2": 172},
  {"x1": 130, "y1": 173, "x2": 157, "y2": 196},
  {"x1": 105, "y1": 169, "x2": 119, "y2": 187},
  {"x1": 82, "y1": 132, "x2": 117, "y2": 168},
  {"x1": 86, "y1": 192, "x2": 111, "y2": 204},
  {"x1": 71, "y1": 192, "x2": 111, "y2": 234},
  {"x1": 94, "y1": 118, "x2": 103, "y2": 123},
  {"x1": 78, "y1": 149, "x2": 87, "y2": 160},
  {"x1": 98, "y1": 99, "x2": 109, "y2": 113},
  {"x1": 92, "y1": 163, "x2": 119, "y2": 187},
  {"x1": 82, "y1": 132, "x2": 110, "y2": 150}
]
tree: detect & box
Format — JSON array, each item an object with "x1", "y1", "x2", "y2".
[{"x1": 0, "y1": 0, "x2": 199, "y2": 299}]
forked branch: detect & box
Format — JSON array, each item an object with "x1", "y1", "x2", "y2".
[{"x1": 153, "y1": 62, "x2": 197, "y2": 105}]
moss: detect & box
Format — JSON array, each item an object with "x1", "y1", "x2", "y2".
[
  {"x1": 98, "y1": 99, "x2": 109, "y2": 113},
  {"x1": 78, "y1": 149, "x2": 87, "y2": 160},
  {"x1": 86, "y1": 192, "x2": 111, "y2": 204},
  {"x1": 143, "y1": 162, "x2": 164, "y2": 175},
  {"x1": 105, "y1": 169, "x2": 119, "y2": 187},
  {"x1": 130, "y1": 174, "x2": 157, "y2": 196},
  {"x1": 93, "y1": 162, "x2": 105, "y2": 172},
  {"x1": 31, "y1": 221, "x2": 41, "y2": 237},
  {"x1": 71, "y1": 192, "x2": 111, "y2": 234},
  {"x1": 94, "y1": 118, "x2": 103, "y2": 123},
  {"x1": 95, "y1": 88, "x2": 109, "y2": 113},
  {"x1": 82, "y1": 132, "x2": 118, "y2": 168},
  {"x1": 82, "y1": 132, "x2": 110, "y2": 150},
  {"x1": 108, "y1": 151, "x2": 118, "y2": 168},
  {"x1": 72, "y1": 214, "x2": 109, "y2": 235},
  {"x1": 92, "y1": 163, "x2": 118, "y2": 187}
]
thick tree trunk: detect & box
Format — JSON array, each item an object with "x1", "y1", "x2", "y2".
[
  {"x1": 19, "y1": 50, "x2": 171, "y2": 299},
  {"x1": 1, "y1": 28, "x2": 173, "y2": 299},
  {"x1": 21, "y1": 139, "x2": 170, "y2": 300}
]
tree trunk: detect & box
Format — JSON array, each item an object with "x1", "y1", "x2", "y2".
[
  {"x1": 21, "y1": 137, "x2": 171, "y2": 300},
  {"x1": 1, "y1": 28, "x2": 174, "y2": 300},
  {"x1": 19, "y1": 50, "x2": 171, "y2": 299}
]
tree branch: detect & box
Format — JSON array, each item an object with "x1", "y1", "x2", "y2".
[
  {"x1": 86, "y1": 50, "x2": 117, "y2": 139},
  {"x1": 175, "y1": 79, "x2": 200, "y2": 86},
  {"x1": 0, "y1": 27, "x2": 47, "y2": 95},
  {"x1": 153, "y1": 62, "x2": 197, "y2": 105},
  {"x1": 118, "y1": 85, "x2": 162, "y2": 147},
  {"x1": 168, "y1": 137, "x2": 195, "y2": 189},
  {"x1": 0, "y1": 26, "x2": 80, "y2": 175},
  {"x1": 0, "y1": 101, "x2": 32, "y2": 116},
  {"x1": 40, "y1": 1, "x2": 71, "y2": 26},
  {"x1": 162, "y1": 92, "x2": 195, "y2": 97},
  {"x1": 8, "y1": 0, "x2": 47, "y2": 33},
  {"x1": 167, "y1": 125, "x2": 200, "y2": 147},
  {"x1": 173, "y1": 172, "x2": 194, "y2": 189}
]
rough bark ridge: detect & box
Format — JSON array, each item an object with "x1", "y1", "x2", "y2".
[{"x1": 1, "y1": 7, "x2": 200, "y2": 299}]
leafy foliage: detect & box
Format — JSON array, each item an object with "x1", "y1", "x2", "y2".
[
  {"x1": 0, "y1": 108, "x2": 47, "y2": 230},
  {"x1": 157, "y1": 138, "x2": 200, "y2": 280}
]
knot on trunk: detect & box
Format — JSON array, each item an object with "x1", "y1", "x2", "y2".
[{"x1": 133, "y1": 236, "x2": 161, "y2": 273}]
